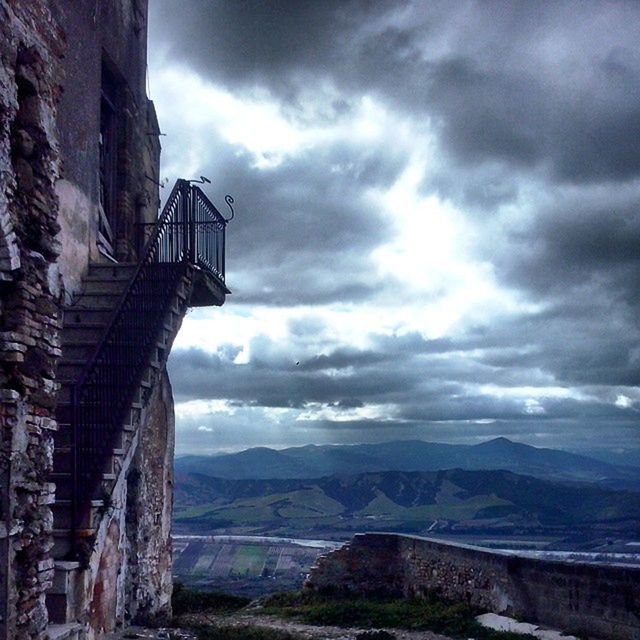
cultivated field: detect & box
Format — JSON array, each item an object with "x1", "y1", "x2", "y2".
[{"x1": 173, "y1": 535, "x2": 341, "y2": 598}]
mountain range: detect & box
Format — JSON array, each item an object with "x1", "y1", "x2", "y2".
[{"x1": 175, "y1": 437, "x2": 639, "y2": 488}]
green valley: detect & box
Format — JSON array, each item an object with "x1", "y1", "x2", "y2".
[{"x1": 174, "y1": 468, "x2": 640, "y2": 539}]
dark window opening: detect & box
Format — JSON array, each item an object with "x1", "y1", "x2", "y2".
[{"x1": 98, "y1": 62, "x2": 121, "y2": 259}]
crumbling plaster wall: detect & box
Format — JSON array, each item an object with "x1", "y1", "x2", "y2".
[
  {"x1": 0, "y1": 1, "x2": 65, "y2": 638},
  {"x1": 306, "y1": 533, "x2": 640, "y2": 640},
  {"x1": 125, "y1": 369, "x2": 174, "y2": 626},
  {"x1": 52, "y1": 0, "x2": 160, "y2": 300},
  {"x1": 76, "y1": 369, "x2": 174, "y2": 638}
]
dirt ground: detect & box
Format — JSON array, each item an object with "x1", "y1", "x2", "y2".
[{"x1": 175, "y1": 609, "x2": 453, "y2": 640}]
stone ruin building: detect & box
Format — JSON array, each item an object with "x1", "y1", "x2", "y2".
[
  {"x1": 2, "y1": 3, "x2": 639, "y2": 640},
  {"x1": 0, "y1": 1, "x2": 229, "y2": 638}
]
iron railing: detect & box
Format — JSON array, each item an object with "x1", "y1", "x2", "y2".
[{"x1": 67, "y1": 179, "x2": 229, "y2": 537}]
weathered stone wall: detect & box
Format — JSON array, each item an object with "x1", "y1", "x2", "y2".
[
  {"x1": 1, "y1": 3, "x2": 177, "y2": 637},
  {"x1": 306, "y1": 533, "x2": 640, "y2": 640},
  {"x1": 125, "y1": 369, "x2": 174, "y2": 626},
  {"x1": 57, "y1": 369, "x2": 176, "y2": 639},
  {"x1": 0, "y1": 2, "x2": 64, "y2": 638}
]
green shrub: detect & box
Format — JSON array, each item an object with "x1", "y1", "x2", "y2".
[
  {"x1": 261, "y1": 591, "x2": 539, "y2": 640},
  {"x1": 172, "y1": 582, "x2": 251, "y2": 616}
]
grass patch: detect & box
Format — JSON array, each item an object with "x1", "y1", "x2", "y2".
[
  {"x1": 261, "y1": 592, "x2": 538, "y2": 640},
  {"x1": 172, "y1": 582, "x2": 251, "y2": 616},
  {"x1": 229, "y1": 545, "x2": 269, "y2": 577}
]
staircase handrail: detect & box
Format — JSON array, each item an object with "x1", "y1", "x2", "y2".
[
  {"x1": 73, "y1": 179, "x2": 227, "y2": 391},
  {"x1": 67, "y1": 179, "x2": 229, "y2": 542}
]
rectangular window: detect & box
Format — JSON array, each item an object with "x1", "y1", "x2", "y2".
[{"x1": 98, "y1": 62, "x2": 120, "y2": 259}]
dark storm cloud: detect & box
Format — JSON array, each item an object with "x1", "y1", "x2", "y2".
[
  {"x1": 169, "y1": 324, "x2": 638, "y2": 419},
  {"x1": 445, "y1": 301, "x2": 640, "y2": 389},
  {"x1": 299, "y1": 349, "x2": 388, "y2": 372},
  {"x1": 153, "y1": 0, "x2": 640, "y2": 306},
  {"x1": 398, "y1": 394, "x2": 638, "y2": 424},
  {"x1": 151, "y1": 1, "x2": 640, "y2": 452},
  {"x1": 150, "y1": 1, "x2": 403, "y2": 90},
  {"x1": 161, "y1": 125, "x2": 406, "y2": 306},
  {"x1": 152, "y1": 1, "x2": 640, "y2": 183},
  {"x1": 170, "y1": 336, "x2": 639, "y2": 449},
  {"x1": 423, "y1": 161, "x2": 521, "y2": 214},
  {"x1": 168, "y1": 343, "x2": 428, "y2": 407},
  {"x1": 497, "y1": 196, "x2": 640, "y2": 307},
  {"x1": 424, "y1": 48, "x2": 640, "y2": 182}
]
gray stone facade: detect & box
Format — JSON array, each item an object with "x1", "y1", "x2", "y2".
[
  {"x1": 0, "y1": 2, "x2": 179, "y2": 638},
  {"x1": 0, "y1": 3, "x2": 65, "y2": 637}
]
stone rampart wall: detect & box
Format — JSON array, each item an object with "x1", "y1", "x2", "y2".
[{"x1": 305, "y1": 533, "x2": 640, "y2": 640}]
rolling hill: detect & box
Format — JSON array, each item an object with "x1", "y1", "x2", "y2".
[{"x1": 173, "y1": 468, "x2": 640, "y2": 538}]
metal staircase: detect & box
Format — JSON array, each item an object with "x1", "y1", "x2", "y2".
[{"x1": 46, "y1": 180, "x2": 231, "y2": 626}]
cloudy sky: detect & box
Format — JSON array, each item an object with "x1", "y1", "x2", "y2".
[{"x1": 147, "y1": 1, "x2": 640, "y2": 456}]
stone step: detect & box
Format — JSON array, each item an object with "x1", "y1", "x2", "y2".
[
  {"x1": 60, "y1": 329, "x2": 175, "y2": 366},
  {"x1": 56, "y1": 360, "x2": 86, "y2": 381},
  {"x1": 162, "y1": 314, "x2": 177, "y2": 330},
  {"x1": 60, "y1": 353, "x2": 161, "y2": 367},
  {"x1": 62, "y1": 307, "x2": 114, "y2": 326},
  {"x1": 52, "y1": 499, "x2": 104, "y2": 529},
  {"x1": 56, "y1": 402, "x2": 72, "y2": 421},
  {"x1": 57, "y1": 378, "x2": 147, "y2": 404},
  {"x1": 46, "y1": 560, "x2": 87, "y2": 624},
  {"x1": 51, "y1": 531, "x2": 73, "y2": 560},
  {"x1": 52, "y1": 446, "x2": 73, "y2": 474},
  {"x1": 51, "y1": 525, "x2": 96, "y2": 559},
  {"x1": 176, "y1": 281, "x2": 190, "y2": 300},
  {"x1": 57, "y1": 386, "x2": 73, "y2": 405},
  {"x1": 46, "y1": 622, "x2": 84, "y2": 640},
  {"x1": 87, "y1": 262, "x2": 137, "y2": 280},
  {"x1": 67, "y1": 291, "x2": 123, "y2": 310},
  {"x1": 51, "y1": 470, "x2": 119, "y2": 501},
  {"x1": 61, "y1": 324, "x2": 104, "y2": 344},
  {"x1": 58, "y1": 358, "x2": 155, "y2": 381},
  {"x1": 61, "y1": 348, "x2": 157, "y2": 369},
  {"x1": 53, "y1": 443, "x2": 126, "y2": 474},
  {"x1": 81, "y1": 278, "x2": 129, "y2": 295},
  {"x1": 53, "y1": 411, "x2": 136, "y2": 451},
  {"x1": 60, "y1": 342, "x2": 96, "y2": 362}
]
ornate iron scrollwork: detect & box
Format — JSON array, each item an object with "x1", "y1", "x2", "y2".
[{"x1": 224, "y1": 195, "x2": 235, "y2": 222}]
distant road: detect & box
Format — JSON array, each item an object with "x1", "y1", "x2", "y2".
[
  {"x1": 504, "y1": 549, "x2": 640, "y2": 566},
  {"x1": 173, "y1": 534, "x2": 343, "y2": 549}
]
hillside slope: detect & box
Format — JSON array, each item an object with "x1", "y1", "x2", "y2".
[{"x1": 174, "y1": 468, "x2": 640, "y2": 538}]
